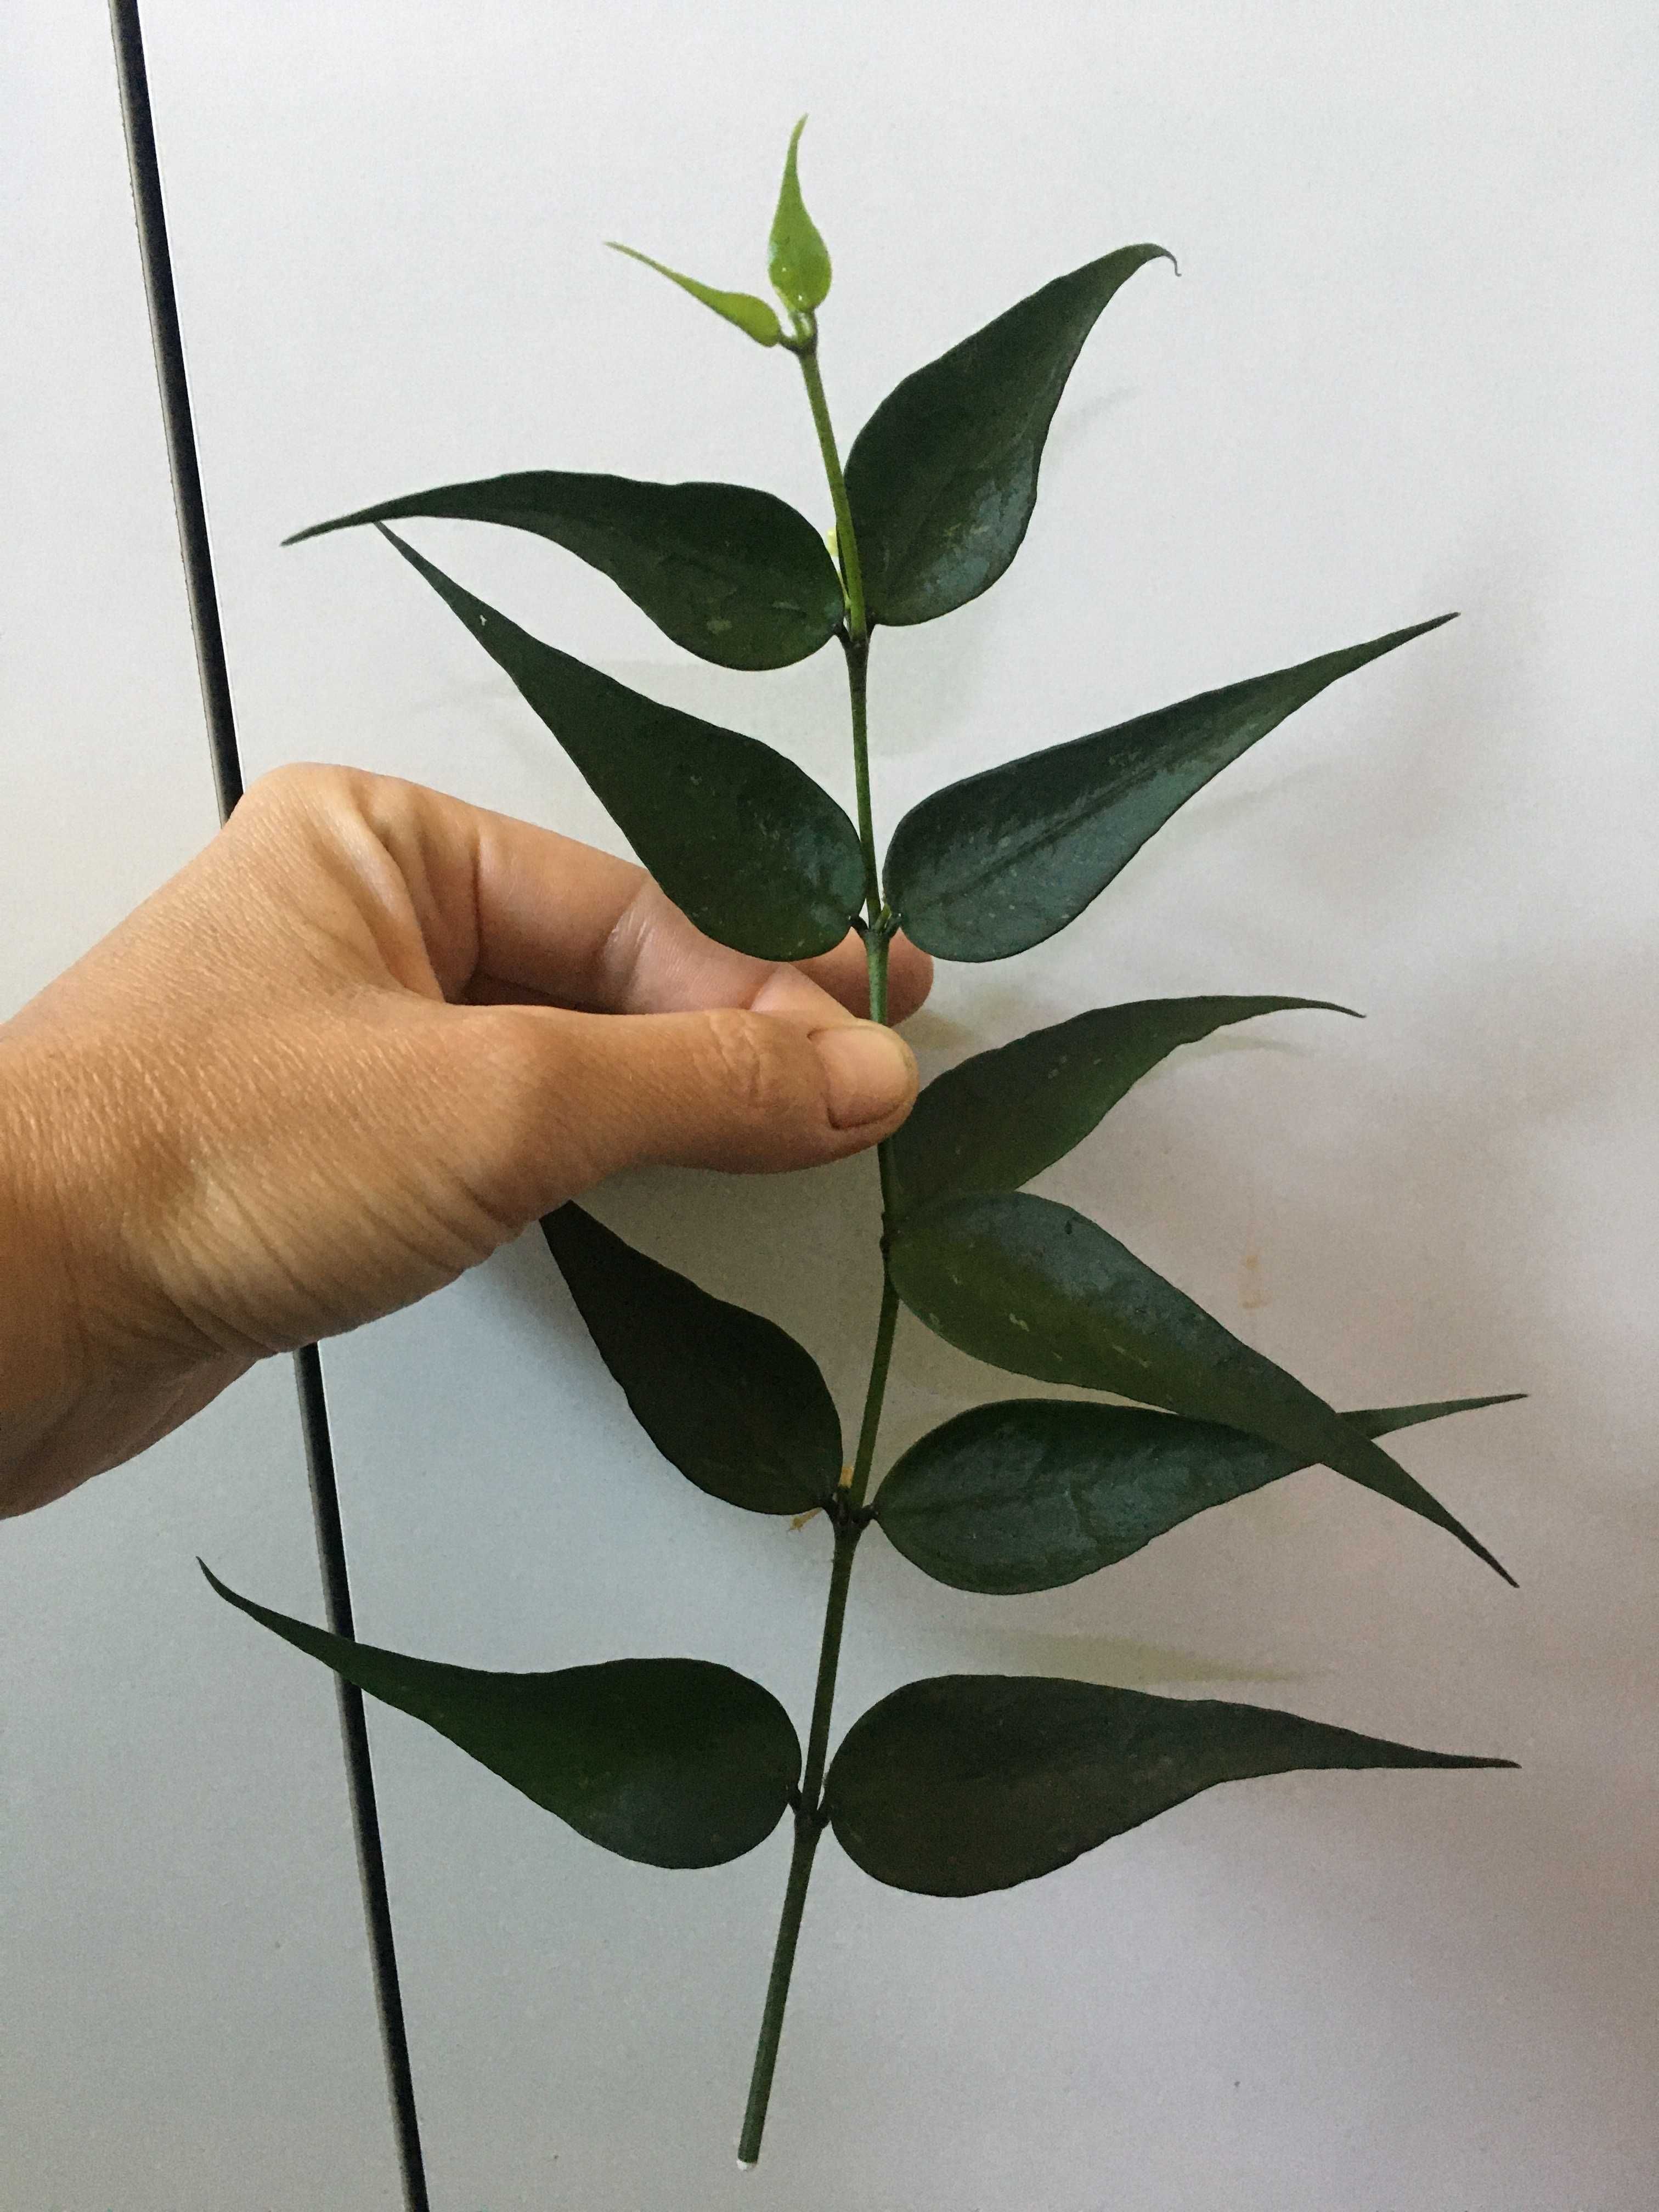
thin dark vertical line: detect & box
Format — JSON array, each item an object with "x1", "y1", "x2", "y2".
[{"x1": 106, "y1": 8, "x2": 431, "y2": 2207}]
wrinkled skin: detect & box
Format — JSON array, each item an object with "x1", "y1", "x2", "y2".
[{"x1": 0, "y1": 764, "x2": 930, "y2": 1515}]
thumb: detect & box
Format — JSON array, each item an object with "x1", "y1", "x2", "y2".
[{"x1": 501, "y1": 1001, "x2": 919, "y2": 1200}]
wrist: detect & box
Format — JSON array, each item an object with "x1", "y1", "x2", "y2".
[{"x1": 0, "y1": 1015, "x2": 230, "y2": 1513}]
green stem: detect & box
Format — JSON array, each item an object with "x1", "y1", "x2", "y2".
[
  {"x1": 794, "y1": 336, "x2": 867, "y2": 643},
  {"x1": 735, "y1": 1279, "x2": 899, "y2": 2162},
  {"x1": 738, "y1": 314, "x2": 901, "y2": 2169},
  {"x1": 737, "y1": 1807, "x2": 820, "y2": 2167},
  {"x1": 844, "y1": 630, "x2": 881, "y2": 927}
]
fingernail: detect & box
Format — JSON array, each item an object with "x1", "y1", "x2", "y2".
[{"x1": 813, "y1": 1023, "x2": 916, "y2": 1130}]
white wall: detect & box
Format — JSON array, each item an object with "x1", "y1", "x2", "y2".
[{"x1": 5, "y1": 3, "x2": 1657, "y2": 2206}]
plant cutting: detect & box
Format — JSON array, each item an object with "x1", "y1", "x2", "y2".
[{"x1": 205, "y1": 119, "x2": 1518, "y2": 2166}]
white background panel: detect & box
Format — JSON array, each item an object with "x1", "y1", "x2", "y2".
[{"x1": 5, "y1": 3, "x2": 1657, "y2": 2207}]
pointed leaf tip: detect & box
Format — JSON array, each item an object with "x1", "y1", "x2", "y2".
[
  {"x1": 541, "y1": 1204, "x2": 840, "y2": 1514},
  {"x1": 374, "y1": 527, "x2": 864, "y2": 960},
  {"x1": 607, "y1": 241, "x2": 783, "y2": 347},
  {"x1": 876, "y1": 1391, "x2": 1525, "y2": 1593},
  {"x1": 283, "y1": 470, "x2": 842, "y2": 670},
  {"x1": 202, "y1": 1561, "x2": 800, "y2": 1867},
  {"x1": 889, "y1": 995, "x2": 1361, "y2": 1218},
  {"x1": 845, "y1": 244, "x2": 1172, "y2": 625},
  {"x1": 769, "y1": 115, "x2": 832, "y2": 315},
  {"x1": 888, "y1": 1191, "x2": 1513, "y2": 1583},
  {"x1": 885, "y1": 614, "x2": 1462, "y2": 962},
  {"x1": 826, "y1": 1674, "x2": 1515, "y2": 1895}
]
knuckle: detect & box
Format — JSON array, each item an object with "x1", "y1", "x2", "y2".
[
  {"x1": 699, "y1": 1008, "x2": 792, "y2": 1121},
  {"x1": 243, "y1": 759, "x2": 346, "y2": 816}
]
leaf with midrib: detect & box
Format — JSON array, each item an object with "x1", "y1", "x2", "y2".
[
  {"x1": 203, "y1": 1565, "x2": 800, "y2": 1869},
  {"x1": 286, "y1": 473, "x2": 844, "y2": 672},
  {"x1": 543, "y1": 1204, "x2": 840, "y2": 1515},
  {"x1": 379, "y1": 527, "x2": 865, "y2": 961},
  {"x1": 887, "y1": 1190, "x2": 1513, "y2": 1582},
  {"x1": 845, "y1": 246, "x2": 1172, "y2": 626},
  {"x1": 884, "y1": 617, "x2": 1455, "y2": 962},
  {"x1": 876, "y1": 1393, "x2": 1523, "y2": 1593},
  {"x1": 888, "y1": 995, "x2": 1356, "y2": 1217},
  {"x1": 825, "y1": 1673, "x2": 1514, "y2": 1895}
]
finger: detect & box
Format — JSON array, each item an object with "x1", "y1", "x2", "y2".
[
  {"x1": 345, "y1": 772, "x2": 910, "y2": 1024},
  {"x1": 794, "y1": 930, "x2": 934, "y2": 1024},
  {"x1": 468, "y1": 1001, "x2": 919, "y2": 1217}
]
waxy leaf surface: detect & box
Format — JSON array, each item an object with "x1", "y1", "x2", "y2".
[
  {"x1": 543, "y1": 1204, "x2": 840, "y2": 1515},
  {"x1": 382, "y1": 528, "x2": 865, "y2": 960},
  {"x1": 287, "y1": 473, "x2": 843, "y2": 672},
  {"x1": 204, "y1": 1566, "x2": 799, "y2": 1868},
  {"x1": 768, "y1": 117, "x2": 832, "y2": 314},
  {"x1": 607, "y1": 242, "x2": 783, "y2": 346},
  {"x1": 888, "y1": 995, "x2": 1353, "y2": 1218},
  {"x1": 877, "y1": 1394, "x2": 1522, "y2": 1593},
  {"x1": 884, "y1": 617, "x2": 1454, "y2": 961},
  {"x1": 887, "y1": 1192, "x2": 1511, "y2": 1581},
  {"x1": 845, "y1": 246, "x2": 1171, "y2": 625},
  {"x1": 826, "y1": 1674, "x2": 1513, "y2": 1895}
]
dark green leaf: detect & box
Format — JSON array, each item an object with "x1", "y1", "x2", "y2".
[
  {"x1": 380, "y1": 527, "x2": 865, "y2": 960},
  {"x1": 607, "y1": 242, "x2": 783, "y2": 347},
  {"x1": 844, "y1": 245, "x2": 1172, "y2": 627},
  {"x1": 887, "y1": 1192, "x2": 1513, "y2": 1582},
  {"x1": 888, "y1": 995, "x2": 1355, "y2": 1217},
  {"x1": 826, "y1": 1673, "x2": 1513, "y2": 1895},
  {"x1": 768, "y1": 117, "x2": 831, "y2": 315},
  {"x1": 286, "y1": 473, "x2": 843, "y2": 673},
  {"x1": 543, "y1": 1204, "x2": 840, "y2": 1514},
  {"x1": 876, "y1": 1394, "x2": 1522, "y2": 1593},
  {"x1": 202, "y1": 1565, "x2": 799, "y2": 1868},
  {"x1": 884, "y1": 617, "x2": 1455, "y2": 961}
]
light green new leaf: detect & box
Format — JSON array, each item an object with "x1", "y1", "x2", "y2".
[
  {"x1": 826, "y1": 1674, "x2": 1513, "y2": 1895},
  {"x1": 607, "y1": 242, "x2": 783, "y2": 346},
  {"x1": 768, "y1": 117, "x2": 831, "y2": 314},
  {"x1": 204, "y1": 1566, "x2": 800, "y2": 1869},
  {"x1": 286, "y1": 472, "x2": 843, "y2": 672},
  {"x1": 887, "y1": 1191, "x2": 1513, "y2": 1582},
  {"x1": 844, "y1": 245, "x2": 1172, "y2": 626},
  {"x1": 380, "y1": 528, "x2": 865, "y2": 960},
  {"x1": 876, "y1": 1394, "x2": 1523, "y2": 1593},
  {"x1": 888, "y1": 995, "x2": 1355, "y2": 1218},
  {"x1": 884, "y1": 617, "x2": 1455, "y2": 961},
  {"x1": 543, "y1": 1204, "x2": 840, "y2": 1515}
]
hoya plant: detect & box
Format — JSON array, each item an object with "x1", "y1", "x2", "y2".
[{"x1": 207, "y1": 121, "x2": 1516, "y2": 2165}]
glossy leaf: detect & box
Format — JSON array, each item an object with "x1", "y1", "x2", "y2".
[
  {"x1": 887, "y1": 1192, "x2": 1513, "y2": 1582},
  {"x1": 826, "y1": 1674, "x2": 1514, "y2": 1895},
  {"x1": 203, "y1": 1566, "x2": 799, "y2": 1869},
  {"x1": 844, "y1": 245, "x2": 1172, "y2": 626},
  {"x1": 543, "y1": 1204, "x2": 840, "y2": 1515},
  {"x1": 888, "y1": 995, "x2": 1355, "y2": 1218},
  {"x1": 876, "y1": 1393, "x2": 1522, "y2": 1593},
  {"x1": 607, "y1": 241, "x2": 783, "y2": 346},
  {"x1": 884, "y1": 616, "x2": 1455, "y2": 961},
  {"x1": 768, "y1": 117, "x2": 831, "y2": 314},
  {"x1": 286, "y1": 472, "x2": 843, "y2": 672},
  {"x1": 380, "y1": 527, "x2": 865, "y2": 960}
]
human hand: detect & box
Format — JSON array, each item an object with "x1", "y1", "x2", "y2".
[{"x1": 0, "y1": 764, "x2": 930, "y2": 1515}]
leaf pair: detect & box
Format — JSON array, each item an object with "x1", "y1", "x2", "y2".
[
  {"x1": 319, "y1": 512, "x2": 1453, "y2": 973},
  {"x1": 543, "y1": 1187, "x2": 1511, "y2": 1583},
  {"x1": 205, "y1": 1567, "x2": 1509, "y2": 1893}
]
